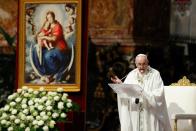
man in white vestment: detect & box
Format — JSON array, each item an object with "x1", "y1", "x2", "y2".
[{"x1": 111, "y1": 54, "x2": 172, "y2": 131}]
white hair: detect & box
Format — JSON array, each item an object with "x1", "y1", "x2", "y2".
[{"x1": 135, "y1": 54, "x2": 149, "y2": 63}]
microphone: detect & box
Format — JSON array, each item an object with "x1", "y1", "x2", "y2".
[
  {"x1": 110, "y1": 73, "x2": 128, "y2": 83},
  {"x1": 120, "y1": 74, "x2": 128, "y2": 81},
  {"x1": 135, "y1": 98, "x2": 139, "y2": 104}
]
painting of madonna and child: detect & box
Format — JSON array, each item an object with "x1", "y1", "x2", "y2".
[{"x1": 21, "y1": 2, "x2": 81, "y2": 87}]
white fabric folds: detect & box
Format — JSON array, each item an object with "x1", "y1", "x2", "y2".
[{"x1": 117, "y1": 66, "x2": 172, "y2": 131}]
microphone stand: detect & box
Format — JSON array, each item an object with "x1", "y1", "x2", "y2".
[{"x1": 136, "y1": 98, "x2": 143, "y2": 131}]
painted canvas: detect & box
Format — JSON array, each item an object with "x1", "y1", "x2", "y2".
[{"x1": 18, "y1": 0, "x2": 81, "y2": 91}]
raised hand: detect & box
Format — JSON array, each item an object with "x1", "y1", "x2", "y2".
[{"x1": 111, "y1": 76, "x2": 122, "y2": 84}]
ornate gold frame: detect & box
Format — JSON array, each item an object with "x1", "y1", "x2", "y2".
[{"x1": 18, "y1": 0, "x2": 82, "y2": 91}]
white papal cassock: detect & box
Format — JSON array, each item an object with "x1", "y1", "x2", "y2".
[{"x1": 117, "y1": 66, "x2": 172, "y2": 131}]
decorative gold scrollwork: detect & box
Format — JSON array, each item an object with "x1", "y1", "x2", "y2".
[{"x1": 170, "y1": 76, "x2": 196, "y2": 86}]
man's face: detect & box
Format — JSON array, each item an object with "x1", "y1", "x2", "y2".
[{"x1": 135, "y1": 57, "x2": 148, "y2": 74}]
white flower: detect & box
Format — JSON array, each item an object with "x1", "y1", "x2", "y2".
[
  {"x1": 32, "y1": 120, "x2": 38, "y2": 125},
  {"x1": 46, "y1": 106, "x2": 52, "y2": 111},
  {"x1": 34, "y1": 125, "x2": 39, "y2": 129},
  {"x1": 14, "y1": 119, "x2": 20, "y2": 124},
  {"x1": 41, "y1": 91, "x2": 47, "y2": 96},
  {"x1": 47, "y1": 96, "x2": 53, "y2": 100},
  {"x1": 18, "y1": 112, "x2": 24, "y2": 116},
  {"x1": 4, "y1": 105, "x2": 10, "y2": 111},
  {"x1": 60, "y1": 113, "x2": 67, "y2": 118},
  {"x1": 49, "y1": 120, "x2": 55, "y2": 128},
  {"x1": 8, "y1": 93, "x2": 17, "y2": 101},
  {"x1": 42, "y1": 115, "x2": 49, "y2": 120},
  {"x1": 33, "y1": 90, "x2": 39, "y2": 95},
  {"x1": 12, "y1": 93, "x2": 17, "y2": 97},
  {"x1": 22, "y1": 104, "x2": 27, "y2": 109},
  {"x1": 27, "y1": 116, "x2": 33, "y2": 121},
  {"x1": 45, "y1": 100, "x2": 52, "y2": 106},
  {"x1": 52, "y1": 92, "x2": 57, "y2": 96},
  {"x1": 8, "y1": 95, "x2": 14, "y2": 100},
  {"x1": 33, "y1": 111, "x2": 38, "y2": 116},
  {"x1": 41, "y1": 96, "x2": 48, "y2": 102},
  {"x1": 25, "y1": 127, "x2": 30, "y2": 131},
  {"x1": 28, "y1": 88, "x2": 33, "y2": 93},
  {"x1": 67, "y1": 99, "x2": 72, "y2": 103},
  {"x1": 22, "y1": 98, "x2": 27, "y2": 104},
  {"x1": 34, "y1": 103, "x2": 38, "y2": 108},
  {"x1": 38, "y1": 120, "x2": 44, "y2": 126},
  {"x1": 62, "y1": 93, "x2": 68, "y2": 101},
  {"x1": 40, "y1": 111, "x2": 46, "y2": 116},
  {"x1": 24, "y1": 93, "x2": 30, "y2": 97},
  {"x1": 28, "y1": 100, "x2": 34, "y2": 106},
  {"x1": 63, "y1": 93, "x2": 68, "y2": 97},
  {"x1": 1, "y1": 120, "x2": 6, "y2": 124},
  {"x1": 57, "y1": 87, "x2": 64, "y2": 92},
  {"x1": 0, "y1": 86, "x2": 76, "y2": 130},
  {"x1": 67, "y1": 102, "x2": 72, "y2": 108},
  {"x1": 47, "y1": 112, "x2": 52, "y2": 116},
  {"x1": 52, "y1": 112, "x2": 59, "y2": 118},
  {"x1": 47, "y1": 91, "x2": 53, "y2": 95},
  {"x1": 8, "y1": 127, "x2": 13, "y2": 131},
  {"x1": 54, "y1": 96, "x2": 60, "y2": 101},
  {"x1": 36, "y1": 116, "x2": 41, "y2": 120},
  {"x1": 1, "y1": 113, "x2": 7, "y2": 119},
  {"x1": 20, "y1": 123, "x2": 25, "y2": 128},
  {"x1": 10, "y1": 115, "x2": 16, "y2": 120},
  {"x1": 38, "y1": 105, "x2": 44, "y2": 111},
  {"x1": 10, "y1": 101, "x2": 16, "y2": 107},
  {"x1": 58, "y1": 102, "x2": 64, "y2": 109},
  {"x1": 11, "y1": 109, "x2": 17, "y2": 115},
  {"x1": 17, "y1": 88, "x2": 22, "y2": 93},
  {"x1": 34, "y1": 98, "x2": 39, "y2": 103},
  {"x1": 39, "y1": 99, "x2": 44, "y2": 104},
  {"x1": 6, "y1": 121, "x2": 11, "y2": 126},
  {"x1": 22, "y1": 86, "x2": 28, "y2": 90},
  {"x1": 1, "y1": 113, "x2": 8, "y2": 119},
  {"x1": 39, "y1": 87, "x2": 45, "y2": 91},
  {"x1": 19, "y1": 113, "x2": 26, "y2": 120},
  {"x1": 48, "y1": 92, "x2": 57, "y2": 96},
  {"x1": 15, "y1": 97, "x2": 22, "y2": 102},
  {"x1": 23, "y1": 109, "x2": 29, "y2": 114},
  {"x1": 29, "y1": 106, "x2": 35, "y2": 111},
  {"x1": 43, "y1": 125, "x2": 49, "y2": 131}
]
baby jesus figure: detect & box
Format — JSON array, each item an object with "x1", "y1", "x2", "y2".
[{"x1": 37, "y1": 21, "x2": 54, "y2": 50}]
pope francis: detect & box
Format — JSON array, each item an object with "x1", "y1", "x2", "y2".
[{"x1": 111, "y1": 54, "x2": 172, "y2": 131}]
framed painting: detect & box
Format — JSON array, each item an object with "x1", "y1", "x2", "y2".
[{"x1": 18, "y1": 0, "x2": 82, "y2": 91}]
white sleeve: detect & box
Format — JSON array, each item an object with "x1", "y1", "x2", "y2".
[{"x1": 123, "y1": 71, "x2": 137, "y2": 84}]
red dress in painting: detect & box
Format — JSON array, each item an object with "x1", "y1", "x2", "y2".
[{"x1": 51, "y1": 21, "x2": 68, "y2": 51}]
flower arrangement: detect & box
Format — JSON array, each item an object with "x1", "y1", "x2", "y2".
[{"x1": 0, "y1": 86, "x2": 79, "y2": 131}]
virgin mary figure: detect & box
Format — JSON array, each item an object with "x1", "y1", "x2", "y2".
[{"x1": 30, "y1": 11, "x2": 72, "y2": 83}]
